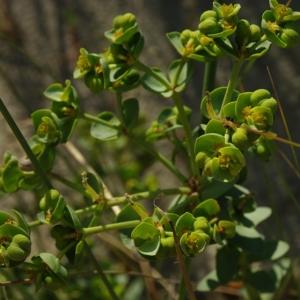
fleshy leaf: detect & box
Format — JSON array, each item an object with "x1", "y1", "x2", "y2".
[
  {"x1": 90, "y1": 112, "x2": 121, "y2": 141},
  {"x1": 201, "y1": 87, "x2": 239, "y2": 119},
  {"x1": 192, "y1": 199, "x2": 220, "y2": 219},
  {"x1": 168, "y1": 59, "x2": 194, "y2": 93},
  {"x1": 140, "y1": 68, "x2": 172, "y2": 98}
]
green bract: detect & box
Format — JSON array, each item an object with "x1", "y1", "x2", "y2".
[
  {"x1": 104, "y1": 13, "x2": 138, "y2": 44},
  {"x1": 198, "y1": 3, "x2": 240, "y2": 38},
  {"x1": 269, "y1": 0, "x2": 300, "y2": 23},
  {"x1": 24, "y1": 253, "x2": 69, "y2": 291},
  {"x1": 0, "y1": 210, "x2": 31, "y2": 268},
  {"x1": 0, "y1": 152, "x2": 22, "y2": 193},
  {"x1": 38, "y1": 190, "x2": 66, "y2": 225},
  {"x1": 262, "y1": 10, "x2": 300, "y2": 48},
  {"x1": 212, "y1": 146, "x2": 245, "y2": 182}
]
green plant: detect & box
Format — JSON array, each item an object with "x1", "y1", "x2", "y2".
[{"x1": 0, "y1": 1, "x2": 300, "y2": 299}]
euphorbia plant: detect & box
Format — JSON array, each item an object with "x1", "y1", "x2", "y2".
[{"x1": 0, "y1": 1, "x2": 299, "y2": 299}]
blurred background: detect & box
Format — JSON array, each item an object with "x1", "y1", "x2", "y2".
[{"x1": 1, "y1": 0, "x2": 300, "y2": 299}]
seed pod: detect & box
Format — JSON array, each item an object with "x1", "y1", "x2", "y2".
[
  {"x1": 279, "y1": 22, "x2": 300, "y2": 48},
  {"x1": 84, "y1": 72, "x2": 104, "y2": 94},
  {"x1": 248, "y1": 24, "x2": 261, "y2": 42},
  {"x1": 200, "y1": 10, "x2": 218, "y2": 22},
  {"x1": 232, "y1": 127, "x2": 258, "y2": 151},
  {"x1": 7, "y1": 234, "x2": 31, "y2": 261},
  {"x1": 199, "y1": 18, "x2": 221, "y2": 35}
]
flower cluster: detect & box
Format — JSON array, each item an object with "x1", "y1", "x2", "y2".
[{"x1": 195, "y1": 88, "x2": 277, "y2": 182}]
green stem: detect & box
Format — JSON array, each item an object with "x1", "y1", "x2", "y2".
[
  {"x1": 135, "y1": 61, "x2": 171, "y2": 89},
  {"x1": 172, "y1": 92, "x2": 200, "y2": 178},
  {"x1": 88, "y1": 200, "x2": 105, "y2": 227},
  {"x1": 27, "y1": 220, "x2": 43, "y2": 228},
  {"x1": 83, "y1": 220, "x2": 140, "y2": 237},
  {"x1": 83, "y1": 241, "x2": 119, "y2": 300},
  {"x1": 56, "y1": 240, "x2": 77, "y2": 260},
  {"x1": 234, "y1": 59, "x2": 256, "y2": 89},
  {"x1": 0, "y1": 98, "x2": 53, "y2": 191},
  {"x1": 219, "y1": 60, "x2": 244, "y2": 118},
  {"x1": 131, "y1": 133, "x2": 187, "y2": 183},
  {"x1": 28, "y1": 188, "x2": 191, "y2": 227},
  {"x1": 77, "y1": 187, "x2": 191, "y2": 214},
  {"x1": 80, "y1": 113, "x2": 120, "y2": 130}
]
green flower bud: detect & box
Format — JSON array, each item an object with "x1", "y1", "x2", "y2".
[
  {"x1": 39, "y1": 189, "x2": 60, "y2": 211},
  {"x1": 279, "y1": 22, "x2": 300, "y2": 48},
  {"x1": 200, "y1": 10, "x2": 218, "y2": 22},
  {"x1": 195, "y1": 151, "x2": 211, "y2": 169},
  {"x1": 180, "y1": 30, "x2": 201, "y2": 56},
  {"x1": 199, "y1": 18, "x2": 221, "y2": 35},
  {"x1": 105, "y1": 13, "x2": 138, "y2": 44},
  {"x1": 250, "y1": 89, "x2": 271, "y2": 106},
  {"x1": 155, "y1": 236, "x2": 176, "y2": 259},
  {"x1": 193, "y1": 217, "x2": 210, "y2": 234},
  {"x1": 236, "y1": 19, "x2": 250, "y2": 36},
  {"x1": 84, "y1": 72, "x2": 104, "y2": 94},
  {"x1": 248, "y1": 24, "x2": 261, "y2": 42},
  {"x1": 7, "y1": 234, "x2": 31, "y2": 261},
  {"x1": 37, "y1": 116, "x2": 60, "y2": 143},
  {"x1": 113, "y1": 13, "x2": 136, "y2": 33},
  {"x1": 232, "y1": 127, "x2": 258, "y2": 151}
]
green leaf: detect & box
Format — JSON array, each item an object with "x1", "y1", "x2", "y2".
[
  {"x1": 44, "y1": 83, "x2": 65, "y2": 102},
  {"x1": 175, "y1": 212, "x2": 196, "y2": 237},
  {"x1": 238, "y1": 206, "x2": 272, "y2": 227},
  {"x1": 192, "y1": 199, "x2": 220, "y2": 219},
  {"x1": 213, "y1": 37, "x2": 239, "y2": 59},
  {"x1": 197, "y1": 269, "x2": 220, "y2": 291},
  {"x1": 195, "y1": 133, "x2": 225, "y2": 154},
  {"x1": 40, "y1": 253, "x2": 69, "y2": 284},
  {"x1": 63, "y1": 206, "x2": 83, "y2": 232},
  {"x1": 11, "y1": 210, "x2": 30, "y2": 235},
  {"x1": 166, "y1": 32, "x2": 185, "y2": 56},
  {"x1": 90, "y1": 112, "x2": 121, "y2": 141},
  {"x1": 216, "y1": 246, "x2": 240, "y2": 284},
  {"x1": 247, "y1": 240, "x2": 290, "y2": 262},
  {"x1": 201, "y1": 177, "x2": 238, "y2": 199},
  {"x1": 244, "y1": 258, "x2": 290, "y2": 295},
  {"x1": 110, "y1": 66, "x2": 131, "y2": 82},
  {"x1": 140, "y1": 68, "x2": 172, "y2": 98},
  {"x1": 122, "y1": 98, "x2": 139, "y2": 130},
  {"x1": 2, "y1": 158, "x2": 22, "y2": 192},
  {"x1": 230, "y1": 225, "x2": 264, "y2": 254},
  {"x1": 201, "y1": 87, "x2": 240, "y2": 119},
  {"x1": 262, "y1": 11, "x2": 287, "y2": 48},
  {"x1": 205, "y1": 119, "x2": 227, "y2": 135},
  {"x1": 168, "y1": 59, "x2": 194, "y2": 92},
  {"x1": 132, "y1": 222, "x2": 160, "y2": 256},
  {"x1": 127, "y1": 32, "x2": 144, "y2": 59},
  {"x1": 116, "y1": 203, "x2": 146, "y2": 249}
]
